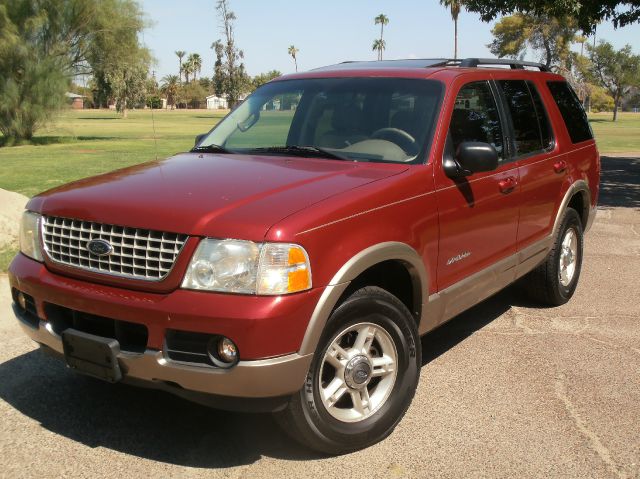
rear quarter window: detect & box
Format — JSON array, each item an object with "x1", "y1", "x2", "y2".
[{"x1": 546, "y1": 81, "x2": 593, "y2": 144}]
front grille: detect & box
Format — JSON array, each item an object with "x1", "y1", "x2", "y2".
[
  {"x1": 44, "y1": 303, "x2": 148, "y2": 353},
  {"x1": 42, "y1": 216, "x2": 188, "y2": 281}
]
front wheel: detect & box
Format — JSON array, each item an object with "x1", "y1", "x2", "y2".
[{"x1": 275, "y1": 286, "x2": 421, "y2": 454}]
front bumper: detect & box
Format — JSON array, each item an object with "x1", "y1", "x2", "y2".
[{"x1": 9, "y1": 253, "x2": 316, "y2": 401}]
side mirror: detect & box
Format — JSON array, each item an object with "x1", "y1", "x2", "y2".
[
  {"x1": 444, "y1": 141, "x2": 498, "y2": 178},
  {"x1": 194, "y1": 133, "x2": 207, "y2": 147}
]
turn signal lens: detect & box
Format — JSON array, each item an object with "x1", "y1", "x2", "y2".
[{"x1": 257, "y1": 244, "x2": 312, "y2": 295}]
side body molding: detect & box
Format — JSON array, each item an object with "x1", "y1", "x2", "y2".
[
  {"x1": 298, "y1": 242, "x2": 428, "y2": 356},
  {"x1": 298, "y1": 181, "x2": 594, "y2": 358}
]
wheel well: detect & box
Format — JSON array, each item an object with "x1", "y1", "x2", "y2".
[
  {"x1": 568, "y1": 190, "x2": 588, "y2": 228},
  {"x1": 337, "y1": 260, "x2": 421, "y2": 324}
]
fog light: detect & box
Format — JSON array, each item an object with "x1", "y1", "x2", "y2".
[
  {"x1": 17, "y1": 292, "x2": 27, "y2": 310},
  {"x1": 207, "y1": 336, "x2": 239, "y2": 368},
  {"x1": 218, "y1": 337, "x2": 238, "y2": 363}
]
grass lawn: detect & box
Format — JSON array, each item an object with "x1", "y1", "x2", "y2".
[
  {"x1": 588, "y1": 112, "x2": 640, "y2": 153},
  {"x1": 1, "y1": 109, "x2": 639, "y2": 197},
  {"x1": 0, "y1": 109, "x2": 226, "y2": 197}
]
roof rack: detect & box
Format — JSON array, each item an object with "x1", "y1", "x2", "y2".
[
  {"x1": 432, "y1": 58, "x2": 550, "y2": 72},
  {"x1": 312, "y1": 58, "x2": 551, "y2": 72}
]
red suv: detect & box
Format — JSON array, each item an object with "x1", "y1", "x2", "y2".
[{"x1": 10, "y1": 58, "x2": 599, "y2": 454}]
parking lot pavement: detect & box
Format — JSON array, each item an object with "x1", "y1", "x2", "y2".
[{"x1": 1, "y1": 156, "x2": 639, "y2": 479}]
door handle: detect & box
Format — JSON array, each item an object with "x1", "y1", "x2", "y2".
[
  {"x1": 498, "y1": 176, "x2": 517, "y2": 194},
  {"x1": 553, "y1": 160, "x2": 567, "y2": 174}
]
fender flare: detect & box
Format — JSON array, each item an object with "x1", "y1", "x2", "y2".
[
  {"x1": 552, "y1": 180, "x2": 592, "y2": 237},
  {"x1": 298, "y1": 242, "x2": 428, "y2": 356}
]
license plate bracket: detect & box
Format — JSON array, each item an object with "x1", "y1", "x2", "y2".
[{"x1": 62, "y1": 329, "x2": 122, "y2": 383}]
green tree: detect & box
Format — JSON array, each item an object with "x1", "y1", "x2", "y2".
[
  {"x1": 587, "y1": 41, "x2": 640, "y2": 121},
  {"x1": 488, "y1": 14, "x2": 579, "y2": 70},
  {"x1": 0, "y1": 0, "x2": 96, "y2": 144},
  {"x1": 463, "y1": 0, "x2": 639, "y2": 33},
  {"x1": 214, "y1": 0, "x2": 250, "y2": 107},
  {"x1": 88, "y1": 0, "x2": 150, "y2": 118},
  {"x1": 374, "y1": 14, "x2": 389, "y2": 60},
  {"x1": 372, "y1": 39, "x2": 386, "y2": 61},
  {"x1": 187, "y1": 53, "x2": 202, "y2": 81},
  {"x1": 181, "y1": 81, "x2": 207, "y2": 109},
  {"x1": 211, "y1": 40, "x2": 225, "y2": 96},
  {"x1": 182, "y1": 57, "x2": 193, "y2": 83},
  {"x1": 175, "y1": 50, "x2": 186, "y2": 83},
  {"x1": 288, "y1": 45, "x2": 299, "y2": 72},
  {"x1": 0, "y1": 0, "x2": 149, "y2": 143},
  {"x1": 439, "y1": 1, "x2": 463, "y2": 59},
  {"x1": 252, "y1": 70, "x2": 282, "y2": 90},
  {"x1": 588, "y1": 84, "x2": 615, "y2": 112},
  {"x1": 161, "y1": 75, "x2": 179, "y2": 109}
]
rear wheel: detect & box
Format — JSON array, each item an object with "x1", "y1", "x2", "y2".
[
  {"x1": 525, "y1": 207, "x2": 584, "y2": 306},
  {"x1": 275, "y1": 286, "x2": 420, "y2": 454}
]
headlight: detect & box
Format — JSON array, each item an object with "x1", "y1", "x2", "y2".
[
  {"x1": 19, "y1": 211, "x2": 44, "y2": 262},
  {"x1": 182, "y1": 239, "x2": 312, "y2": 295}
]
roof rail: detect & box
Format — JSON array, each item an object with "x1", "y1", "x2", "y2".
[
  {"x1": 457, "y1": 58, "x2": 550, "y2": 72},
  {"x1": 314, "y1": 58, "x2": 551, "y2": 72}
]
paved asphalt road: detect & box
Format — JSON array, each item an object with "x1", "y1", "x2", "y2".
[{"x1": 1, "y1": 156, "x2": 638, "y2": 479}]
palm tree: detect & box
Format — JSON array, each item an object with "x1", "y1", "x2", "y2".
[
  {"x1": 288, "y1": 45, "x2": 299, "y2": 72},
  {"x1": 175, "y1": 50, "x2": 186, "y2": 83},
  {"x1": 182, "y1": 58, "x2": 194, "y2": 83},
  {"x1": 161, "y1": 75, "x2": 180, "y2": 109},
  {"x1": 372, "y1": 39, "x2": 386, "y2": 61},
  {"x1": 374, "y1": 14, "x2": 389, "y2": 60},
  {"x1": 440, "y1": 0, "x2": 463, "y2": 60},
  {"x1": 187, "y1": 53, "x2": 202, "y2": 81}
]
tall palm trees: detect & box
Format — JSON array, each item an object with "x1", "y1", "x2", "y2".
[
  {"x1": 288, "y1": 45, "x2": 299, "y2": 72},
  {"x1": 373, "y1": 14, "x2": 389, "y2": 60},
  {"x1": 372, "y1": 39, "x2": 386, "y2": 61},
  {"x1": 187, "y1": 53, "x2": 202, "y2": 81},
  {"x1": 440, "y1": 0, "x2": 463, "y2": 60},
  {"x1": 175, "y1": 50, "x2": 186, "y2": 83}
]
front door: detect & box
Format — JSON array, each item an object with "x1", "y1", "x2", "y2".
[{"x1": 434, "y1": 79, "x2": 520, "y2": 297}]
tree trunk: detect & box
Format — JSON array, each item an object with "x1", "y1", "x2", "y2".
[
  {"x1": 613, "y1": 91, "x2": 620, "y2": 122},
  {"x1": 454, "y1": 18, "x2": 458, "y2": 60}
]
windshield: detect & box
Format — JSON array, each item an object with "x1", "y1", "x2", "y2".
[{"x1": 197, "y1": 77, "x2": 443, "y2": 164}]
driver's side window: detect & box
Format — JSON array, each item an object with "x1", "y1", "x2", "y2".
[{"x1": 450, "y1": 81, "x2": 503, "y2": 159}]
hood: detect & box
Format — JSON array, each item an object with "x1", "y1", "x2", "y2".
[{"x1": 28, "y1": 153, "x2": 408, "y2": 240}]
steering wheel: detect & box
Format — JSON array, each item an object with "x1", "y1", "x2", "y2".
[{"x1": 370, "y1": 128, "x2": 417, "y2": 153}]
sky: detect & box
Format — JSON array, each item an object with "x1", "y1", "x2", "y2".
[{"x1": 140, "y1": 0, "x2": 640, "y2": 80}]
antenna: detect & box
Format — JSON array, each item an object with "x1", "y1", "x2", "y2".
[
  {"x1": 142, "y1": 31, "x2": 159, "y2": 162},
  {"x1": 149, "y1": 70, "x2": 159, "y2": 162}
]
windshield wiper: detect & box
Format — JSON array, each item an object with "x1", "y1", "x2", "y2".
[
  {"x1": 249, "y1": 145, "x2": 355, "y2": 162},
  {"x1": 191, "y1": 144, "x2": 233, "y2": 154}
]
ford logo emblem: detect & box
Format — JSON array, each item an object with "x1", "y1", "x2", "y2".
[{"x1": 86, "y1": 238, "x2": 113, "y2": 257}]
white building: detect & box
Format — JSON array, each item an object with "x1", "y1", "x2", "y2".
[{"x1": 206, "y1": 95, "x2": 228, "y2": 110}]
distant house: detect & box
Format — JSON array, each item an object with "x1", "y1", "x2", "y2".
[
  {"x1": 65, "y1": 92, "x2": 85, "y2": 109},
  {"x1": 206, "y1": 94, "x2": 228, "y2": 109}
]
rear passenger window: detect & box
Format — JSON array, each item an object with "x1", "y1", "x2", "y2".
[
  {"x1": 528, "y1": 82, "x2": 553, "y2": 150},
  {"x1": 498, "y1": 80, "x2": 551, "y2": 156},
  {"x1": 547, "y1": 81, "x2": 593, "y2": 144},
  {"x1": 449, "y1": 81, "x2": 503, "y2": 159}
]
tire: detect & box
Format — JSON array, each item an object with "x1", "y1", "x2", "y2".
[
  {"x1": 525, "y1": 207, "x2": 584, "y2": 306},
  {"x1": 275, "y1": 286, "x2": 421, "y2": 454}
]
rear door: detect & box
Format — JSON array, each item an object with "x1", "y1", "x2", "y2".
[
  {"x1": 434, "y1": 78, "x2": 520, "y2": 291},
  {"x1": 493, "y1": 77, "x2": 563, "y2": 251}
]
